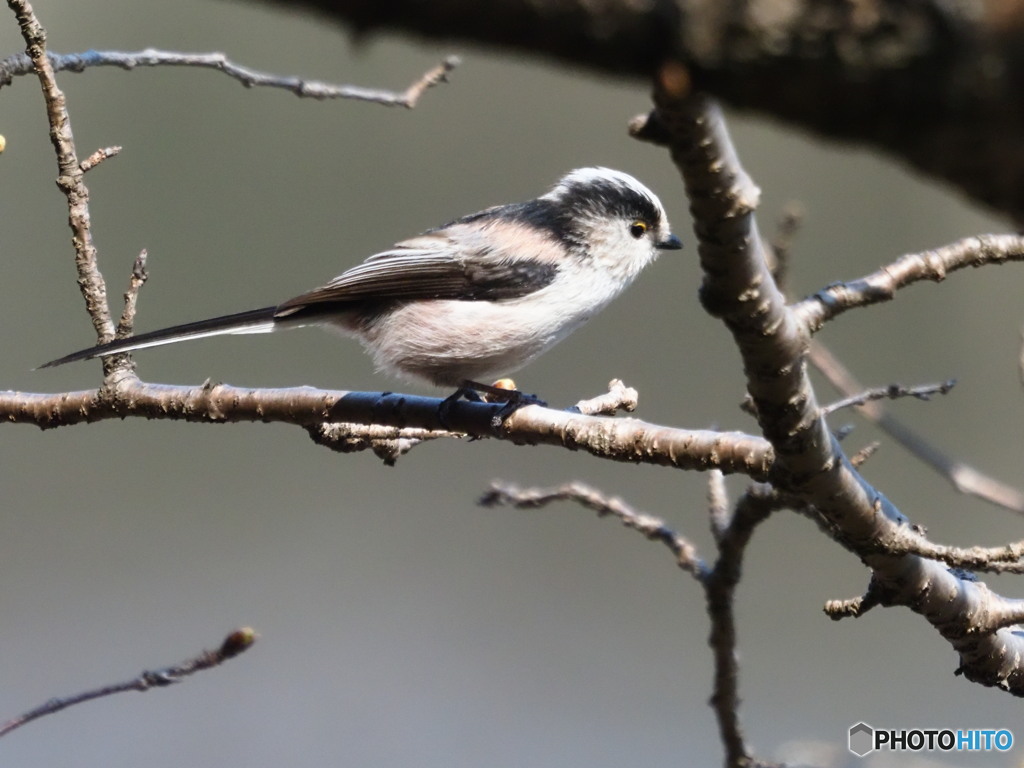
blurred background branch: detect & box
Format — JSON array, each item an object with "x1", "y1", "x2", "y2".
[{"x1": 258, "y1": 0, "x2": 1024, "y2": 223}]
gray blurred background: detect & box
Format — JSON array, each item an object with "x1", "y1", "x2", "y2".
[{"x1": 1, "y1": 2, "x2": 1022, "y2": 766}]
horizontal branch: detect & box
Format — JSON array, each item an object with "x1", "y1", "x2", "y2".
[
  {"x1": 821, "y1": 379, "x2": 956, "y2": 415},
  {"x1": 0, "y1": 48, "x2": 459, "y2": 106},
  {"x1": 0, "y1": 380, "x2": 774, "y2": 476}
]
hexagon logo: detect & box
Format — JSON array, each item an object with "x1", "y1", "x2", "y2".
[{"x1": 849, "y1": 722, "x2": 874, "y2": 757}]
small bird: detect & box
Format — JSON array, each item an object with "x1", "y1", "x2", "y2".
[{"x1": 41, "y1": 168, "x2": 681, "y2": 387}]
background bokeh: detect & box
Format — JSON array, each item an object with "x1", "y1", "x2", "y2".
[{"x1": 1, "y1": 2, "x2": 1022, "y2": 766}]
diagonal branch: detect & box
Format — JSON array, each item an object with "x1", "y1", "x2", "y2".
[
  {"x1": 810, "y1": 341, "x2": 1024, "y2": 513},
  {"x1": 0, "y1": 627, "x2": 256, "y2": 739},
  {"x1": 8, "y1": 0, "x2": 113, "y2": 349},
  {"x1": 479, "y1": 481, "x2": 707, "y2": 577},
  {"x1": 793, "y1": 234, "x2": 1024, "y2": 332},
  {"x1": 480, "y1": 478, "x2": 787, "y2": 768},
  {"x1": 821, "y1": 379, "x2": 956, "y2": 415},
  {"x1": 632, "y1": 80, "x2": 1024, "y2": 696}
]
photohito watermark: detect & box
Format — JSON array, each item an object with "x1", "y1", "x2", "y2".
[{"x1": 848, "y1": 722, "x2": 1013, "y2": 758}]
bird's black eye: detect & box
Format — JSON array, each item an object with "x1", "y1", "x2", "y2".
[{"x1": 629, "y1": 221, "x2": 648, "y2": 239}]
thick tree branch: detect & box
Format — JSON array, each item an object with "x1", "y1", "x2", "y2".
[
  {"x1": 634, "y1": 86, "x2": 1024, "y2": 695},
  {"x1": 0, "y1": 381, "x2": 774, "y2": 475}
]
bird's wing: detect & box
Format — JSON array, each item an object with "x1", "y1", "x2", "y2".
[{"x1": 274, "y1": 226, "x2": 559, "y2": 317}]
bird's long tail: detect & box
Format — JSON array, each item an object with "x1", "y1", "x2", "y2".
[{"x1": 38, "y1": 306, "x2": 280, "y2": 368}]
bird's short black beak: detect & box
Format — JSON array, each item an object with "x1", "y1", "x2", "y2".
[{"x1": 658, "y1": 233, "x2": 683, "y2": 250}]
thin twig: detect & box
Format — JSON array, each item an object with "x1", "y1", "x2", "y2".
[
  {"x1": 810, "y1": 341, "x2": 1024, "y2": 513},
  {"x1": 0, "y1": 628, "x2": 257, "y2": 739},
  {"x1": 824, "y1": 580, "x2": 883, "y2": 620},
  {"x1": 574, "y1": 378, "x2": 638, "y2": 415},
  {"x1": 878, "y1": 527, "x2": 1024, "y2": 574},
  {"x1": 849, "y1": 441, "x2": 881, "y2": 467},
  {"x1": 821, "y1": 379, "x2": 956, "y2": 415},
  {"x1": 705, "y1": 484, "x2": 785, "y2": 767},
  {"x1": 8, "y1": 0, "x2": 115, "y2": 347},
  {"x1": 480, "y1": 481, "x2": 708, "y2": 577},
  {"x1": 116, "y1": 249, "x2": 148, "y2": 339},
  {"x1": 793, "y1": 234, "x2": 1024, "y2": 332},
  {"x1": 0, "y1": 49, "x2": 460, "y2": 107},
  {"x1": 79, "y1": 144, "x2": 121, "y2": 173},
  {"x1": 481, "y1": 477, "x2": 786, "y2": 768}
]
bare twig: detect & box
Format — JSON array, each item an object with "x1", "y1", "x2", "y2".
[
  {"x1": 480, "y1": 481, "x2": 708, "y2": 577},
  {"x1": 78, "y1": 144, "x2": 121, "y2": 172},
  {"x1": 0, "y1": 49, "x2": 460, "y2": 107},
  {"x1": 821, "y1": 379, "x2": 956, "y2": 415},
  {"x1": 849, "y1": 441, "x2": 880, "y2": 467},
  {"x1": 116, "y1": 249, "x2": 148, "y2": 339},
  {"x1": 574, "y1": 378, "x2": 638, "y2": 415},
  {"x1": 8, "y1": 0, "x2": 115, "y2": 348},
  {"x1": 481, "y1": 476, "x2": 785, "y2": 768},
  {"x1": 877, "y1": 527, "x2": 1024, "y2": 575},
  {"x1": 0, "y1": 627, "x2": 257, "y2": 739},
  {"x1": 794, "y1": 234, "x2": 1024, "y2": 332},
  {"x1": 391, "y1": 56, "x2": 461, "y2": 108},
  {"x1": 810, "y1": 341, "x2": 1024, "y2": 513},
  {"x1": 824, "y1": 581, "x2": 882, "y2": 620}
]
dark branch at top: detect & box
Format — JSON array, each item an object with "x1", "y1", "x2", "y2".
[{"x1": 259, "y1": 0, "x2": 1024, "y2": 222}]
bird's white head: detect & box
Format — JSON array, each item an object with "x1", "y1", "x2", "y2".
[{"x1": 540, "y1": 167, "x2": 681, "y2": 280}]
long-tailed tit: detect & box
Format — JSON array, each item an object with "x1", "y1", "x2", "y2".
[{"x1": 41, "y1": 167, "x2": 681, "y2": 386}]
